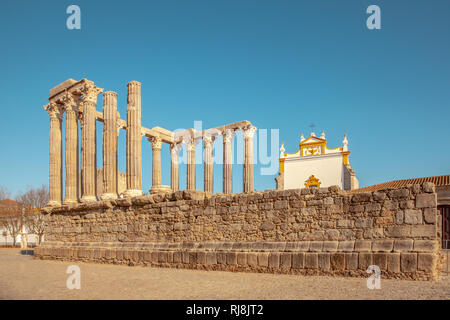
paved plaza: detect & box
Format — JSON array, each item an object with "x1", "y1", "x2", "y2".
[{"x1": 0, "y1": 249, "x2": 448, "y2": 300}]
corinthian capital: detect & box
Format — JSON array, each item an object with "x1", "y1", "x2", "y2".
[
  {"x1": 81, "y1": 81, "x2": 103, "y2": 103},
  {"x1": 222, "y1": 129, "x2": 236, "y2": 144},
  {"x1": 203, "y1": 135, "x2": 216, "y2": 148},
  {"x1": 44, "y1": 102, "x2": 62, "y2": 120},
  {"x1": 243, "y1": 125, "x2": 257, "y2": 139},
  {"x1": 170, "y1": 143, "x2": 181, "y2": 156},
  {"x1": 61, "y1": 93, "x2": 79, "y2": 113},
  {"x1": 148, "y1": 136, "x2": 162, "y2": 150}
]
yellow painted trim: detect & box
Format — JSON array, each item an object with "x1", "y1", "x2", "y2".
[
  {"x1": 305, "y1": 175, "x2": 321, "y2": 188},
  {"x1": 300, "y1": 141, "x2": 326, "y2": 156},
  {"x1": 300, "y1": 136, "x2": 326, "y2": 145},
  {"x1": 342, "y1": 151, "x2": 350, "y2": 165},
  {"x1": 279, "y1": 158, "x2": 285, "y2": 173}
]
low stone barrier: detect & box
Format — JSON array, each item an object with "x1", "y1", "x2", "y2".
[{"x1": 35, "y1": 183, "x2": 440, "y2": 280}]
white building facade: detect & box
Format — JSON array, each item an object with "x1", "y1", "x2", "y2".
[{"x1": 275, "y1": 131, "x2": 359, "y2": 191}]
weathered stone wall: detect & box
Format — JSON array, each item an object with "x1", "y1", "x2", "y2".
[{"x1": 35, "y1": 183, "x2": 440, "y2": 280}]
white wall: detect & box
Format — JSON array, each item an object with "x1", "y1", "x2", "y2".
[{"x1": 284, "y1": 153, "x2": 343, "y2": 190}]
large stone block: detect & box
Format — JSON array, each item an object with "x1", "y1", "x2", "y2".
[
  {"x1": 415, "y1": 193, "x2": 436, "y2": 208},
  {"x1": 323, "y1": 241, "x2": 338, "y2": 252},
  {"x1": 413, "y1": 240, "x2": 437, "y2": 252},
  {"x1": 247, "y1": 253, "x2": 258, "y2": 267},
  {"x1": 354, "y1": 240, "x2": 372, "y2": 252},
  {"x1": 172, "y1": 251, "x2": 182, "y2": 263},
  {"x1": 226, "y1": 252, "x2": 237, "y2": 265},
  {"x1": 257, "y1": 252, "x2": 269, "y2": 267},
  {"x1": 373, "y1": 253, "x2": 387, "y2": 271},
  {"x1": 400, "y1": 253, "x2": 417, "y2": 272},
  {"x1": 423, "y1": 208, "x2": 437, "y2": 224},
  {"x1": 318, "y1": 253, "x2": 330, "y2": 271},
  {"x1": 410, "y1": 225, "x2": 436, "y2": 238},
  {"x1": 358, "y1": 253, "x2": 372, "y2": 270},
  {"x1": 371, "y1": 240, "x2": 393, "y2": 252},
  {"x1": 337, "y1": 241, "x2": 355, "y2": 252},
  {"x1": 345, "y1": 253, "x2": 358, "y2": 270},
  {"x1": 216, "y1": 252, "x2": 226, "y2": 264},
  {"x1": 285, "y1": 241, "x2": 309, "y2": 252},
  {"x1": 330, "y1": 253, "x2": 345, "y2": 270},
  {"x1": 387, "y1": 253, "x2": 400, "y2": 273},
  {"x1": 393, "y1": 239, "x2": 413, "y2": 252},
  {"x1": 268, "y1": 253, "x2": 280, "y2": 268},
  {"x1": 280, "y1": 253, "x2": 292, "y2": 270},
  {"x1": 197, "y1": 251, "x2": 206, "y2": 264},
  {"x1": 291, "y1": 253, "x2": 305, "y2": 269},
  {"x1": 384, "y1": 226, "x2": 410, "y2": 238},
  {"x1": 404, "y1": 209, "x2": 423, "y2": 225},
  {"x1": 418, "y1": 253, "x2": 435, "y2": 272},
  {"x1": 305, "y1": 253, "x2": 318, "y2": 269},
  {"x1": 309, "y1": 241, "x2": 323, "y2": 252}
]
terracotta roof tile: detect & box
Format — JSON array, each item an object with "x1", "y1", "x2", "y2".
[{"x1": 349, "y1": 174, "x2": 450, "y2": 193}]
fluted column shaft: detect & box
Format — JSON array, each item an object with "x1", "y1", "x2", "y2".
[
  {"x1": 203, "y1": 136, "x2": 215, "y2": 193},
  {"x1": 243, "y1": 126, "x2": 256, "y2": 193},
  {"x1": 80, "y1": 82, "x2": 102, "y2": 202},
  {"x1": 125, "y1": 81, "x2": 143, "y2": 197},
  {"x1": 63, "y1": 95, "x2": 79, "y2": 204},
  {"x1": 47, "y1": 103, "x2": 63, "y2": 206},
  {"x1": 170, "y1": 144, "x2": 179, "y2": 191},
  {"x1": 222, "y1": 130, "x2": 234, "y2": 194},
  {"x1": 150, "y1": 137, "x2": 162, "y2": 188},
  {"x1": 185, "y1": 137, "x2": 196, "y2": 190},
  {"x1": 101, "y1": 92, "x2": 118, "y2": 199}
]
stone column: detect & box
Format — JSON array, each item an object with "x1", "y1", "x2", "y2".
[
  {"x1": 203, "y1": 135, "x2": 215, "y2": 193},
  {"x1": 243, "y1": 125, "x2": 256, "y2": 193},
  {"x1": 170, "y1": 143, "x2": 180, "y2": 192},
  {"x1": 80, "y1": 81, "x2": 102, "y2": 202},
  {"x1": 101, "y1": 91, "x2": 118, "y2": 200},
  {"x1": 125, "y1": 81, "x2": 143, "y2": 197},
  {"x1": 149, "y1": 136, "x2": 162, "y2": 189},
  {"x1": 62, "y1": 94, "x2": 79, "y2": 204},
  {"x1": 222, "y1": 129, "x2": 235, "y2": 194},
  {"x1": 45, "y1": 102, "x2": 63, "y2": 206},
  {"x1": 184, "y1": 136, "x2": 196, "y2": 190}
]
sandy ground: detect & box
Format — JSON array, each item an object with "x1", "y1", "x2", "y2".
[{"x1": 0, "y1": 249, "x2": 448, "y2": 300}]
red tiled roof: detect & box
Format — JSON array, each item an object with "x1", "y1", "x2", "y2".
[
  {"x1": 349, "y1": 174, "x2": 450, "y2": 193},
  {"x1": 0, "y1": 199, "x2": 20, "y2": 207}
]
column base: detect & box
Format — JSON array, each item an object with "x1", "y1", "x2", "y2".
[
  {"x1": 100, "y1": 193, "x2": 118, "y2": 200},
  {"x1": 80, "y1": 195, "x2": 97, "y2": 203},
  {"x1": 46, "y1": 200, "x2": 61, "y2": 207},
  {"x1": 63, "y1": 198, "x2": 78, "y2": 205},
  {"x1": 123, "y1": 189, "x2": 143, "y2": 198},
  {"x1": 150, "y1": 185, "x2": 172, "y2": 194}
]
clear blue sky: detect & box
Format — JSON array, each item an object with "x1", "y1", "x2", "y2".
[{"x1": 1, "y1": 0, "x2": 449, "y2": 197}]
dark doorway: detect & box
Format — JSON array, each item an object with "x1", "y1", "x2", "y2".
[{"x1": 439, "y1": 205, "x2": 450, "y2": 249}]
